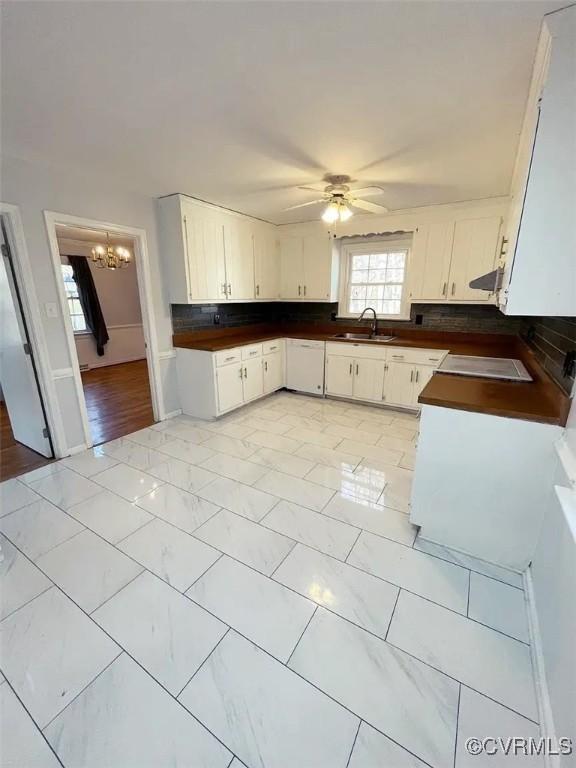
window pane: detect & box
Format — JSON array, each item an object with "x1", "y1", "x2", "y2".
[
  {"x1": 383, "y1": 284, "x2": 402, "y2": 300},
  {"x1": 386, "y1": 268, "x2": 404, "y2": 283},
  {"x1": 351, "y1": 269, "x2": 368, "y2": 284},
  {"x1": 387, "y1": 252, "x2": 406, "y2": 268},
  {"x1": 369, "y1": 253, "x2": 387, "y2": 268},
  {"x1": 349, "y1": 299, "x2": 366, "y2": 313},
  {"x1": 352, "y1": 254, "x2": 369, "y2": 269},
  {"x1": 367, "y1": 269, "x2": 387, "y2": 283},
  {"x1": 350, "y1": 285, "x2": 366, "y2": 301},
  {"x1": 382, "y1": 300, "x2": 401, "y2": 314},
  {"x1": 366, "y1": 285, "x2": 384, "y2": 301}
]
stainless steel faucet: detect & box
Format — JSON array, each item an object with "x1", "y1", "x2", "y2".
[{"x1": 358, "y1": 307, "x2": 378, "y2": 338}]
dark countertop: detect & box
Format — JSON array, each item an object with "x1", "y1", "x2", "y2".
[{"x1": 172, "y1": 324, "x2": 570, "y2": 426}]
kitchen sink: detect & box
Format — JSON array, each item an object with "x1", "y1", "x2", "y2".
[{"x1": 332, "y1": 333, "x2": 396, "y2": 342}]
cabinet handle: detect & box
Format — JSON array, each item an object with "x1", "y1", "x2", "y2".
[
  {"x1": 221, "y1": 283, "x2": 227, "y2": 296},
  {"x1": 356, "y1": 363, "x2": 359, "y2": 376},
  {"x1": 298, "y1": 285, "x2": 301, "y2": 296},
  {"x1": 415, "y1": 370, "x2": 419, "y2": 383},
  {"x1": 410, "y1": 369, "x2": 414, "y2": 383},
  {"x1": 228, "y1": 283, "x2": 232, "y2": 296},
  {"x1": 264, "y1": 361, "x2": 268, "y2": 371},
  {"x1": 392, "y1": 355, "x2": 404, "y2": 360},
  {"x1": 239, "y1": 367, "x2": 243, "y2": 379},
  {"x1": 442, "y1": 282, "x2": 447, "y2": 297},
  {"x1": 269, "y1": 346, "x2": 277, "y2": 351},
  {"x1": 304, "y1": 285, "x2": 307, "y2": 296},
  {"x1": 183, "y1": 216, "x2": 189, "y2": 259},
  {"x1": 256, "y1": 284, "x2": 260, "y2": 296},
  {"x1": 244, "y1": 367, "x2": 248, "y2": 378},
  {"x1": 349, "y1": 363, "x2": 353, "y2": 375},
  {"x1": 225, "y1": 356, "x2": 235, "y2": 362},
  {"x1": 451, "y1": 282, "x2": 455, "y2": 296}
]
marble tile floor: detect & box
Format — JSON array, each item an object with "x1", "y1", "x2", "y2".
[{"x1": 0, "y1": 391, "x2": 539, "y2": 768}]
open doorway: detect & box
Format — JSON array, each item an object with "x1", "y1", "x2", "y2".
[
  {"x1": 48, "y1": 217, "x2": 162, "y2": 447},
  {"x1": 0, "y1": 216, "x2": 54, "y2": 480}
]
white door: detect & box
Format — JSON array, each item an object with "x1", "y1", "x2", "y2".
[
  {"x1": 449, "y1": 217, "x2": 501, "y2": 301},
  {"x1": 254, "y1": 227, "x2": 279, "y2": 299},
  {"x1": 224, "y1": 219, "x2": 255, "y2": 300},
  {"x1": 0, "y1": 226, "x2": 52, "y2": 456},
  {"x1": 353, "y1": 358, "x2": 386, "y2": 402},
  {"x1": 263, "y1": 351, "x2": 283, "y2": 394},
  {"x1": 279, "y1": 237, "x2": 304, "y2": 299},
  {"x1": 411, "y1": 365, "x2": 435, "y2": 406},
  {"x1": 242, "y1": 357, "x2": 264, "y2": 402},
  {"x1": 383, "y1": 361, "x2": 415, "y2": 407},
  {"x1": 302, "y1": 233, "x2": 332, "y2": 300},
  {"x1": 182, "y1": 203, "x2": 227, "y2": 302},
  {"x1": 325, "y1": 355, "x2": 354, "y2": 398},
  {"x1": 216, "y1": 364, "x2": 244, "y2": 413}
]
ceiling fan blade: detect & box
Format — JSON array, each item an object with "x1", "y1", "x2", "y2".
[
  {"x1": 284, "y1": 199, "x2": 326, "y2": 211},
  {"x1": 351, "y1": 199, "x2": 390, "y2": 214},
  {"x1": 349, "y1": 187, "x2": 384, "y2": 197},
  {"x1": 298, "y1": 185, "x2": 326, "y2": 193}
]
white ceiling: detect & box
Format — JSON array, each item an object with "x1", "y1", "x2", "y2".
[{"x1": 1, "y1": 1, "x2": 563, "y2": 224}]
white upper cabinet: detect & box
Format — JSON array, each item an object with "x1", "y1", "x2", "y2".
[
  {"x1": 409, "y1": 221, "x2": 455, "y2": 301},
  {"x1": 182, "y1": 202, "x2": 227, "y2": 303},
  {"x1": 254, "y1": 225, "x2": 280, "y2": 300},
  {"x1": 223, "y1": 218, "x2": 255, "y2": 301},
  {"x1": 279, "y1": 231, "x2": 338, "y2": 301},
  {"x1": 449, "y1": 216, "x2": 502, "y2": 301},
  {"x1": 501, "y1": 6, "x2": 576, "y2": 316}
]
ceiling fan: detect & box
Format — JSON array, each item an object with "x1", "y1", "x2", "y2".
[{"x1": 284, "y1": 174, "x2": 389, "y2": 223}]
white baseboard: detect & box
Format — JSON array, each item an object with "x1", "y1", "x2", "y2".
[
  {"x1": 162, "y1": 409, "x2": 182, "y2": 420},
  {"x1": 64, "y1": 442, "x2": 89, "y2": 457},
  {"x1": 80, "y1": 354, "x2": 146, "y2": 370},
  {"x1": 524, "y1": 566, "x2": 558, "y2": 765}
]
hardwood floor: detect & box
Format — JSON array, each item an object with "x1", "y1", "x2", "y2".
[
  {"x1": 0, "y1": 402, "x2": 54, "y2": 482},
  {"x1": 81, "y1": 359, "x2": 155, "y2": 445}
]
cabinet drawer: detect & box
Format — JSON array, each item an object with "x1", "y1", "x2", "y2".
[
  {"x1": 387, "y1": 348, "x2": 448, "y2": 366},
  {"x1": 215, "y1": 348, "x2": 241, "y2": 367},
  {"x1": 263, "y1": 339, "x2": 282, "y2": 354},
  {"x1": 241, "y1": 343, "x2": 263, "y2": 360},
  {"x1": 325, "y1": 342, "x2": 386, "y2": 360}
]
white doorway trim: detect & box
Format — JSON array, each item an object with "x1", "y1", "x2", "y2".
[
  {"x1": 0, "y1": 202, "x2": 65, "y2": 457},
  {"x1": 44, "y1": 210, "x2": 165, "y2": 449}
]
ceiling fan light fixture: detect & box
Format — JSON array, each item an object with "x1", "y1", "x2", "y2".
[
  {"x1": 338, "y1": 203, "x2": 353, "y2": 222},
  {"x1": 321, "y1": 201, "x2": 340, "y2": 224}
]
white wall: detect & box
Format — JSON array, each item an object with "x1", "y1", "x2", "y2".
[
  {"x1": 1, "y1": 153, "x2": 179, "y2": 453},
  {"x1": 59, "y1": 242, "x2": 146, "y2": 369}
]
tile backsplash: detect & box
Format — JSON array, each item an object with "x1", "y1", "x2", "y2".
[
  {"x1": 171, "y1": 301, "x2": 526, "y2": 335},
  {"x1": 521, "y1": 316, "x2": 576, "y2": 394}
]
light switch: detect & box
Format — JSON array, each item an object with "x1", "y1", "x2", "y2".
[{"x1": 45, "y1": 302, "x2": 59, "y2": 318}]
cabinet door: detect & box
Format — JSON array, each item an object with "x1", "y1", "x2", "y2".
[
  {"x1": 279, "y1": 237, "x2": 304, "y2": 299},
  {"x1": 224, "y1": 219, "x2": 255, "y2": 300},
  {"x1": 242, "y1": 357, "x2": 264, "y2": 402},
  {"x1": 302, "y1": 233, "x2": 333, "y2": 300},
  {"x1": 263, "y1": 351, "x2": 283, "y2": 394},
  {"x1": 183, "y1": 206, "x2": 227, "y2": 302},
  {"x1": 411, "y1": 221, "x2": 455, "y2": 301},
  {"x1": 216, "y1": 364, "x2": 244, "y2": 413},
  {"x1": 412, "y1": 365, "x2": 435, "y2": 406},
  {"x1": 449, "y1": 217, "x2": 501, "y2": 301},
  {"x1": 254, "y1": 227, "x2": 279, "y2": 299},
  {"x1": 325, "y1": 355, "x2": 354, "y2": 398},
  {"x1": 383, "y1": 361, "x2": 415, "y2": 407},
  {"x1": 352, "y1": 359, "x2": 386, "y2": 403}
]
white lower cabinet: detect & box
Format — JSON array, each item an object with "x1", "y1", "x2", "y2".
[
  {"x1": 263, "y1": 350, "x2": 283, "y2": 394},
  {"x1": 216, "y1": 363, "x2": 244, "y2": 413},
  {"x1": 324, "y1": 343, "x2": 448, "y2": 410},
  {"x1": 242, "y1": 357, "x2": 264, "y2": 402}
]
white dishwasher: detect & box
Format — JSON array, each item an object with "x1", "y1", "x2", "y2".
[{"x1": 285, "y1": 339, "x2": 326, "y2": 395}]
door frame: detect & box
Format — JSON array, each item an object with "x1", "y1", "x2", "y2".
[
  {"x1": 0, "y1": 203, "x2": 64, "y2": 456},
  {"x1": 44, "y1": 210, "x2": 165, "y2": 450}
]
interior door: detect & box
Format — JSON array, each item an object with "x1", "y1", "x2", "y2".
[
  {"x1": 254, "y1": 227, "x2": 279, "y2": 299},
  {"x1": 383, "y1": 361, "x2": 415, "y2": 407},
  {"x1": 412, "y1": 365, "x2": 435, "y2": 406},
  {"x1": 325, "y1": 355, "x2": 354, "y2": 398},
  {"x1": 0, "y1": 222, "x2": 52, "y2": 456},
  {"x1": 353, "y1": 358, "x2": 386, "y2": 403},
  {"x1": 183, "y1": 204, "x2": 227, "y2": 302},
  {"x1": 449, "y1": 217, "x2": 502, "y2": 301},
  {"x1": 279, "y1": 237, "x2": 304, "y2": 299},
  {"x1": 302, "y1": 233, "x2": 332, "y2": 299},
  {"x1": 263, "y1": 352, "x2": 283, "y2": 393},
  {"x1": 242, "y1": 357, "x2": 264, "y2": 402},
  {"x1": 224, "y1": 219, "x2": 255, "y2": 300},
  {"x1": 216, "y1": 363, "x2": 244, "y2": 413}
]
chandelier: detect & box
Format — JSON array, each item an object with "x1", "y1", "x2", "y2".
[{"x1": 91, "y1": 232, "x2": 131, "y2": 270}]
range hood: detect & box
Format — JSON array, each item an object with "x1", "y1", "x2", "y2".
[{"x1": 469, "y1": 267, "x2": 504, "y2": 292}]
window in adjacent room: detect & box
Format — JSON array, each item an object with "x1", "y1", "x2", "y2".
[
  {"x1": 340, "y1": 238, "x2": 411, "y2": 317},
  {"x1": 60, "y1": 264, "x2": 87, "y2": 332}
]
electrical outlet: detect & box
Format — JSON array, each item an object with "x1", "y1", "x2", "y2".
[
  {"x1": 562, "y1": 350, "x2": 576, "y2": 379},
  {"x1": 213, "y1": 313, "x2": 220, "y2": 325}
]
